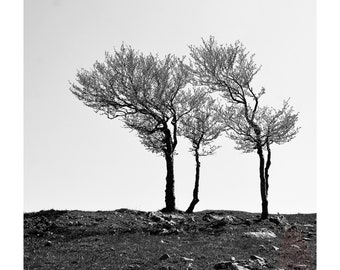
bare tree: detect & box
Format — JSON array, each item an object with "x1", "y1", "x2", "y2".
[
  {"x1": 189, "y1": 37, "x2": 299, "y2": 219},
  {"x1": 179, "y1": 95, "x2": 224, "y2": 213},
  {"x1": 70, "y1": 44, "x2": 204, "y2": 212}
]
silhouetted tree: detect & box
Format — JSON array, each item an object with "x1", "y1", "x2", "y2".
[
  {"x1": 70, "y1": 44, "x2": 204, "y2": 212},
  {"x1": 179, "y1": 95, "x2": 224, "y2": 213},
  {"x1": 221, "y1": 101, "x2": 299, "y2": 218},
  {"x1": 189, "y1": 37, "x2": 299, "y2": 219}
]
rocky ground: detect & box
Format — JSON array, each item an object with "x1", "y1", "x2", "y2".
[{"x1": 24, "y1": 209, "x2": 316, "y2": 269}]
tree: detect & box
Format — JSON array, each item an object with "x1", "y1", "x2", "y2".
[
  {"x1": 221, "y1": 101, "x2": 299, "y2": 218},
  {"x1": 179, "y1": 95, "x2": 224, "y2": 213},
  {"x1": 70, "y1": 44, "x2": 204, "y2": 212},
  {"x1": 189, "y1": 36, "x2": 299, "y2": 219}
]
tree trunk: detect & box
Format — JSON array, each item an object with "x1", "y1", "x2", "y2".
[
  {"x1": 162, "y1": 126, "x2": 176, "y2": 213},
  {"x1": 163, "y1": 151, "x2": 176, "y2": 212},
  {"x1": 186, "y1": 149, "x2": 201, "y2": 213},
  {"x1": 264, "y1": 142, "x2": 271, "y2": 200},
  {"x1": 257, "y1": 145, "x2": 268, "y2": 220}
]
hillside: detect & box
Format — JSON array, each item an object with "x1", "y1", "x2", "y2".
[{"x1": 24, "y1": 209, "x2": 316, "y2": 269}]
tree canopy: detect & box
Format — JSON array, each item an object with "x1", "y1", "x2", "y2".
[
  {"x1": 70, "y1": 44, "x2": 204, "y2": 154},
  {"x1": 179, "y1": 95, "x2": 224, "y2": 156},
  {"x1": 222, "y1": 100, "x2": 300, "y2": 153}
]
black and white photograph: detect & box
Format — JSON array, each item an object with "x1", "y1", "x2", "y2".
[{"x1": 20, "y1": 0, "x2": 321, "y2": 269}]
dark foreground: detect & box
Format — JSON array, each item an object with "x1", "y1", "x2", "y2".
[{"x1": 24, "y1": 209, "x2": 316, "y2": 270}]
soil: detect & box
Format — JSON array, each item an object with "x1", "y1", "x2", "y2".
[{"x1": 24, "y1": 209, "x2": 316, "y2": 269}]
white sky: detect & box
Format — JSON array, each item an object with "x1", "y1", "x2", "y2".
[{"x1": 24, "y1": 0, "x2": 316, "y2": 214}]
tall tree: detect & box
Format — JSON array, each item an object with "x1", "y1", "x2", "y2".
[
  {"x1": 179, "y1": 95, "x2": 224, "y2": 213},
  {"x1": 70, "y1": 44, "x2": 204, "y2": 212},
  {"x1": 189, "y1": 37, "x2": 299, "y2": 219}
]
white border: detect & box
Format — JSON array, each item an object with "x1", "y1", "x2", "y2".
[{"x1": 0, "y1": 0, "x2": 24, "y2": 268}]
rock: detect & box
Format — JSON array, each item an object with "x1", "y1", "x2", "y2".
[
  {"x1": 272, "y1": 245, "x2": 279, "y2": 251},
  {"x1": 166, "y1": 213, "x2": 185, "y2": 220},
  {"x1": 291, "y1": 244, "x2": 300, "y2": 249},
  {"x1": 159, "y1": 253, "x2": 170, "y2": 260},
  {"x1": 163, "y1": 220, "x2": 177, "y2": 229},
  {"x1": 203, "y1": 213, "x2": 239, "y2": 225},
  {"x1": 292, "y1": 264, "x2": 308, "y2": 269},
  {"x1": 249, "y1": 255, "x2": 266, "y2": 266},
  {"x1": 128, "y1": 264, "x2": 141, "y2": 269},
  {"x1": 225, "y1": 215, "x2": 240, "y2": 223},
  {"x1": 269, "y1": 215, "x2": 289, "y2": 226},
  {"x1": 188, "y1": 216, "x2": 196, "y2": 222},
  {"x1": 214, "y1": 261, "x2": 249, "y2": 270},
  {"x1": 307, "y1": 232, "x2": 316, "y2": 237},
  {"x1": 147, "y1": 212, "x2": 165, "y2": 222},
  {"x1": 303, "y1": 223, "x2": 314, "y2": 228},
  {"x1": 303, "y1": 237, "x2": 312, "y2": 241},
  {"x1": 230, "y1": 256, "x2": 236, "y2": 261},
  {"x1": 44, "y1": 240, "x2": 52, "y2": 246},
  {"x1": 244, "y1": 228, "x2": 277, "y2": 239},
  {"x1": 180, "y1": 256, "x2": 194, "y2": 262}
]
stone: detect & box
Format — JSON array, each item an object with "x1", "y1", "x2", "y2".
[
  {"x1": 292, "y1": 264, "x2": 308, "y2": 270},
  {"x1": 244, "y1": 228, "x2": 277, "y2": 239},
  {"x1": 180, "y1": 256, "x2": 194, "y2": 262},
  {"x1": 150, "y1": 213, "x2": 164, "y2": 222},
  {"x1": 249, "y1": 255, "x2": 266, "y2": 266},
  {"x1": 128, "y1": 264, "x2": 141, "y2": 269},
  {"x1": 44, "y1": 240, "x2": 52, "y2": 246},
  {"x1": 272, "y1": 245, "x2": 279, "y2": 251},
  {"x1": 159, "y1": 253, "x2": 170, "y2": 260},
  {"x1": 214, "y1": 261, "x2": 249, "y2": 270},
  {"x1": 303, "y1": 224, "x2": 314, "y2": 228},
  {"x1": 163, "y1": 220, "x2": 177, "y2": 229},
  {"x1": 291, "y1": 244, "x2": 300, "y2": 249},
  {"x1": 269, "y1": 215, "x2": 289, "y2": 226},
  {"x1": 188, "y1": 216, "x2": 196, "y2": 222},
  {"x1": 225, "y1": 215, "x2": 240, "y2": 223}
]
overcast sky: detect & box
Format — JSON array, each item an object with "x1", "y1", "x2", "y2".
[{"x1": 24, "y1": 0, "x2": 316, "y2": 214}]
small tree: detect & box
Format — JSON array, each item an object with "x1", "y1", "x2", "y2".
[
  {"x1": 189, "y1": 37, "x2": 299, "y2": 219},
  {"x1": 70, "y1": 44, "x2": 204, "y2": 212},
  {"x1": 222, "y1": 101, "x2": 299, "y2": 218},
  {"x1": 179, "y1": 95, "x2": 224, "y2": 213}
]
